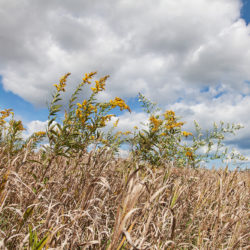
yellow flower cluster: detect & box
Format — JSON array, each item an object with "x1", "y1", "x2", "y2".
[
  {"x1": 82, "y1": 72, "x2": 97, "y2": 84},
  {"x1": 53, "y1": 73, "x2": 71, "y2": 92},
  {"x1": 109, "y1": 97, "x2": 131, "y2": 112},
  {"x1": 100, "y1": 114, "x2": 114, "y2": 127},
  {"x1": 0, "y1": 109, "x2": 13, "y2": 126},
  {"x1": 164, "y1": 110, "x2": 175, "y2": 120},
  {"x1": 34, "y1": 131, "x2": 46, "y2": 137},
  {"x1": 115, "y1": 130, "x2": 132, "y2": 138},
  {"x1": 91, "y1": 75, "x2": 109, "y2": 93},
  {"x1": 166, "y1": 122, "x2": 184, "y2": 130},
  {"x1": 122, "y1": 131, "x2": 131, "y2": 135},
  {"x1": 182, "y1": 131, "x2": 193, "y2": 137},
  {"x1": 17, "y1": 121, "x2": 25, "y2": 131},
  {"x1": 76, "y1": 100, "x2": 98, "y2": 124},
  {"x1": 149, "y1": 115, "x2": 163, "y2": 132},
  {"x1": 164, "y1": 110, "x2": 184, "y2": 130},
  {"x1": 9, "y1": 120, "x2": 25, "y2": 131},
  {"x1": 77, "y1": 100, "x2": 88, "y2": 109},
  {"x1": 185, "y1": 149, "x2": 194, "y2": 160},
  {"x1": 75, "y1": 110, "x2": 86, "y2": 125}
]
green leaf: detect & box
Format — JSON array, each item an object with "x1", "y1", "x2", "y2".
[
  {"x1": 36, "y1": 234, "x2": 49, "y2": 250},
  {"x1": 48, "y1": 118, "x2": 56, "y2": 127},
  {"x1": 23, "y1": 206, "x2": 35, "y2": 221}
]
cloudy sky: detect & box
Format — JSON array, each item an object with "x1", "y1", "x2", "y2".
[{"x1": 0, "y1": 0, "x2": 250, "y2": 166}]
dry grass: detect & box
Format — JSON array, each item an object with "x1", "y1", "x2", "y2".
[{"x1": 0, "y1": 146, "x2": 249, "y2": 249}]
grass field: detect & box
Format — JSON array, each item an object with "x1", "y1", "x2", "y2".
[
  {"x1": 0, "y1": 148, "x2": 249, "y2": 249},
  {"x1": 0, "y1": 73, "x2": 249, "y2": 249}
]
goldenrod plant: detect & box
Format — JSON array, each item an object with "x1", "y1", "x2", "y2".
[
  {"x1": 0, "y1": 72, "x2": 248, "y2": 249},
  {"x1": 128, "y1": 93, "x2": 246, "y2": 167}
]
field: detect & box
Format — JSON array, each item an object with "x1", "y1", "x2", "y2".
[
  {"x1": 0, "y1": 148, "x2": 249, "y2": 249},
  {"x1": 0, "y1": 73, "x2": 249, "y2": 249}
]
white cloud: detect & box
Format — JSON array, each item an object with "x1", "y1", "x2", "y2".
[
  {"x1": 23, "y1": 120, "x2": 48, "y2": 139},
  {"x1": 0, "y1": 0, "x2": 249, "y2": 161},
  {"x1": 0, "y1": 0, "x2": 249, "y2": 106},
  {"x1": 114, "y1": 112, "x2": 148, "y2": 131},
  {"x1": 168, "y1": 94, "x2": 250, "y2": 151}
]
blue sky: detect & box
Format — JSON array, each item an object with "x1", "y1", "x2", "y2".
[
  {"x1": 0, "y1": 0, "x2": 250, "y2": 168},
  {"x1": 241, "y1": 0, "x2": 250, "y2": 24}
]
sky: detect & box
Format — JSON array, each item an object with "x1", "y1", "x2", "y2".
[{"x1": 0, "y1": 0, "x2": 250, "y2": 168}]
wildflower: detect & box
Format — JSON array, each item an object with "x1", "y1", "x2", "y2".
[
  {"x1": 76, "y1": 108, "x2": 82, "y2": 118},
  {"x1": 0, "y1": 109, "x2": 13, "y2": 126},
  {"x1": 182, "y1": 131, "x2": 193, "y2": 137},
  {"x1": 77, "y1": 100, "x2": 87, "y2": 110},
  {"x1": 123, "y1": 131, "x2": 131, "y2": 135},
  {"x1": 53, "y1": 73, "x2": 71, "y2": 92},
  {"x1": 149, "y1": 115, "x2": 162, "y2": 132},
  {"x1": 186, "y1": 149, "x2": 194, "y2": 160},
  {"x1": 100, "y1": 114, "x2": 114, "y2": 127},
  {"x1": 110, "y1": 97, "x2": 131, "y2": 112},
  {"x1": 164, "y1": 110, "x2": 175, "y2": 120},
  {"x1": 76, "y1": 100, "x2": 95, "y2": 118},
  {"x1": 89, "y1": 104, "x2": 97, "y2": 113},
  {"x1": 81, "y1": 117, "x2": 86, "y2": 125},
  {"x1": 6, "y1": 119, "x2": 25, "y2": 131},
  {"x1": 34, "y1": 131, "x2": 46, "y2": 137},
  {"x1": 91, "y1": 76, "x2": 108, "y2": 93},
  {"x1": 0, "y1": 109, "x2": 13, "y2": 116},
  {"x1": 82, "y1": 72, "x2": 97, "y2": 84},
  {"x1": 166, "y1": 122, "x2": 184, "y2": 130},
  {"x1": 76, "y1": 103, "x2": 82, "y2": 108}
]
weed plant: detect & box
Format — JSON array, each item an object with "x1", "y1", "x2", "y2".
[{"x1": 0, "y1": 73, "x2": 249, "y2": 249}]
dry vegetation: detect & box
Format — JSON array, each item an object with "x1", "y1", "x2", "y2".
[
  {"x1": 0, "y1": 72, "x2": 249, "y2": 249},
  {"x1": 0, "y1": 148, "x2": 249, "y2": 249}
]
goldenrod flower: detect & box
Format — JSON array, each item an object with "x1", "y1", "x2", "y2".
[
  {"x1": 76, "y1": 103, "x2": 82, "y2": 108},
  {"x1": 54, "y1": 73, "x2": 71, "y2": 92},
  {"x1": 100, "y1": 114, "x2": 115, "y2": 127},
  {"x1": 91, "y1": 76, "x2": 108, "y2": 93},
  {"x1": 109, "y1": 97, "x2": 131, "y2": 112},
  {"x1": 186, "y1": 149, "x2": 194, "y2": 160},
  {"x1": 82, "y1": 72, "x2": 97, "y2": 84},
  {"x1": 149, "y1": 115, "x2": 162, "y2": 132},
  {"x1": 164, "y1": 110, "x2": 175, "y2": 120},
  {"x1": 15, "y1": 120, "x2": 25, "y2": 131},
  {"x1": 166, "y1": 122, "x2": 184, "y2": 130},
  {"x1": 123, "y1": 131, "x2": 131, "y2": 135},
  {"x1": 0, "y1": 109, "x2": 13, "y2": 123},
  {"x1": 182, "y1": 131, "x2": 193, "y2": 137},
  {"x1": 34, "y1": 131, "x2": 46, "y2": 137}
]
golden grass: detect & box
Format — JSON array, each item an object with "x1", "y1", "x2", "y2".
[
  {"x1": 0, "y1": 147, "x2": 249, "y2": 249},
  {"x1": 0, "y1": 73, "x2": 249, "y2": 248}
]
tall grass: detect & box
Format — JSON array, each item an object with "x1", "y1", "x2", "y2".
[{"x1": 0, "y1": 72, "x2": 249, "y2": 249}]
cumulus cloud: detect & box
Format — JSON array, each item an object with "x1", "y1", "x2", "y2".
[
  {"x1": 168, "y1": 94, "x2": 250, "y2": 155},
  {"x1": 0, "y1": 0, "x2": 249, "y2": 105},
  {"x1": 0, "y1": 0, "x2": 249, "y2": 162},
  {"x1": 23, "y1": 120, "x2": 48, "y2": 139}
]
